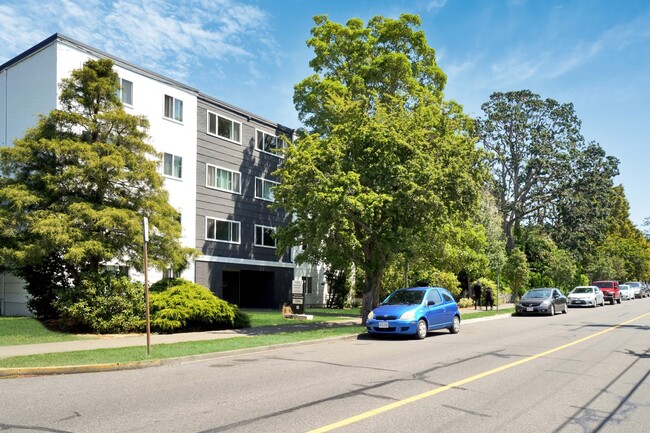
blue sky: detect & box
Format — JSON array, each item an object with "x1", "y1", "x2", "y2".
[{"x1": 1, "y1": 0, "x2": 648, "y2": 227}]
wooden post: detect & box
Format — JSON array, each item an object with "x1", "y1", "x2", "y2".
[{"x1": 143, "y1": 217, "x2": 150, "y2": 355}]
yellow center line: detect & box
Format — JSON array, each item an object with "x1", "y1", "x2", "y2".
[{"x1": 307, "y1": 312, "x2": 650, "y2": 433}]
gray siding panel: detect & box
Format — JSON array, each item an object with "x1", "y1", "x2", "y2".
[{"x1": 195, "y1": 100, "x2": 291, "y2": 263}]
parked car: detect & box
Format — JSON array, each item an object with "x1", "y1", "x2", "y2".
[
  {"x1": 619, "y1": 284, "x2": 633, "y2": 300},
  {"x1": 366, "y1": 286, "x2": 461, "y2": 339},
  {"x1": 592, "y1": 280, "x2": 621, "y2": 305},
  {"x1": 515, "y1": 288, "x2": 568, "y2": 316},
  {"x1": 624, "y1": 281, "x2": 644, "y2": 298},
  {"x1": 643, "y1": 283, "x2": 650, "y2": 298},
  {"x1": 567, "y1": 286, "x2": 605, "y2": 307}
]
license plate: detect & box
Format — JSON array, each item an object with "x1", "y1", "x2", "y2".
[
  {"x1": 378, "y1": 321, "x2": 389, "y2": 328},
  {"x1": 526, "y1": 307, "x2": 533, "y2": 312}
]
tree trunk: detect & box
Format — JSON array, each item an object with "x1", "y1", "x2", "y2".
[
  {"x1": 504, "y1": 218, "x2": 516, "y2": 253},
  {"x1": 361, "y1": 271, "x2": 382, "y2": 325}
]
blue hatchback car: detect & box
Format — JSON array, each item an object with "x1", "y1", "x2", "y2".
[{"x1": 366, "y1": 286, "x2": 461, "y2": 339}]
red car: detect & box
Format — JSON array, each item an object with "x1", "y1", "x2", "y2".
[{"x1": 592, "y1": 280, "x2": 621, "y2": 305}]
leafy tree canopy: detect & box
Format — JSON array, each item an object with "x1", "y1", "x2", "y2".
[{"x1": 275, "y1": 14, "x2": 485, "y2": 322}]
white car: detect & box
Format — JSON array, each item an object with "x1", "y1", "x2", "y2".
[
  {"x1": 619, "y1": 284, "x2": 633, "y2": 300},
  {"x1": 567, "y1": 286, "x2": 605, "y2": 307}
]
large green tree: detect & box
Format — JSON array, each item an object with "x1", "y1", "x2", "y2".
[
  {"x1": 551, "y1": 142, "x2": 619, "y2": 264},
  {"x1": 590, "y1": 186, "x2": 650, "y2": 282},
  {"x1": 0, "y1": 58, "x2": 195, "y2": 317},
  {"x1": 274, "y1": 14, "x2": 484, "y2": 322},
  {"x1": 476, "y1": 90, "x2": 618, "y2": 252}
]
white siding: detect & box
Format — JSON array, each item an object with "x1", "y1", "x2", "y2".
[
  {"x1": 0, "y1": 274, "x2": 30, "y2": 316},
  {"x1": 1, "y1": 43, "x2": 58, "y2": 148}
]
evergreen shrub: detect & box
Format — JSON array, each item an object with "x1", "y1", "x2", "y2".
[{"x1": 149, "y1": 279, "x2": 250, "y2": 333}]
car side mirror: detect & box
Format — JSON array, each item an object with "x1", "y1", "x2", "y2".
[{"x1": 427, "y1": 301, "x2": 436, "y2": 307}]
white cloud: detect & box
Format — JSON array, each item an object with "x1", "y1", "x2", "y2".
[
  {"x1": 425, "y1": 0, "x2": 447, "y2": 12},
  {"x1": 487, "y1": 8, "x2": 650, "y2": 87},
  {"x1": 0, "y1": 0, "x2": 275, "y2": 82}
]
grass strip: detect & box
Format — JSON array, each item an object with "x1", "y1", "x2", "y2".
[
  {"x1": 0, "y1": 326, "x2": 365, "y2": 368},
  {"x1": 461, "y1": 308, "x2": 515, "y2": 320}
]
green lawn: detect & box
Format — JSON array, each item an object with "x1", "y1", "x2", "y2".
[{"x1": 0, "y1": 317, "x2": 93, "y2": 346}]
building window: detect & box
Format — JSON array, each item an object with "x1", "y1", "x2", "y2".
[
  {"x1": 255, "y1": 177, "x2": 278, "y2": 202},
  {"x1": 302, "y1": 276, "x2": 313, "y2": 294},
  {"x1": 164, "y1": 95, "x2": 183, "y2": 122},
  {"x1": 206, "y1": 217, "x2": 240, "y2": 243},
  {"x1": 206, "y1": 164, "x2": 241, "y2": 194},
  {"x1": 207, "y1": 112, "x2": 241, "y2": 143},
  {"x1": 163, "y1": 153, "x2": 182, "y2": 179},
  {"x1": 255, "y1": 225, "x2": 276, "y2": 248},
  {"x1": 119, "y1": 79, "x2": 133, "y2": 106},
  {"x1": 256, "y1": 130, "x2": 285, "y2": 155}
]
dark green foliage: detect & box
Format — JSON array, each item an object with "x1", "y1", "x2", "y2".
[
  {"x1": 20, "y1": 253, "x2": 75, "y2": 319},
  {"x1": 54, "y1": 273, "x2": 145, "y2": 333},
  {"x1": 149, "y1": 280, "x2": 250, "y2": 333},
  {"x1": 325, "y1": 269, "x2": 352, "y2": 308}
]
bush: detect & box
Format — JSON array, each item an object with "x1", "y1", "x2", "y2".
[
  {"x1": 457, "y1": 297, "x2": 474, "y2": 308},
  {"x1": 430, "y1": 270, "x2": 462, "y2": 297},
  {"x1": 149, "y1": 279, "x2": 250, "y2": 333},
  {"x1": 55, "y1": 273, "x2": 145, "y2": 333},
  {"x1": 233, "y1": 307, "x2": 251, "y2": 328}
]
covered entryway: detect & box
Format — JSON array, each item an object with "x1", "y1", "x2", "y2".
[{"x1": 196, "y1": 260, "x2": 294, "y2": 309}]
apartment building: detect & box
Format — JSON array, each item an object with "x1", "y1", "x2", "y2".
[{"x1": 0, "y1": 33, "x2": 336, "y2": 316}]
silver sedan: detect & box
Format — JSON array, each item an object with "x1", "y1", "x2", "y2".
[{"x1": 567, "y1": 286, "x2": 605, "y2": 307}]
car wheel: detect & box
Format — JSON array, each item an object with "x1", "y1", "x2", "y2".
[
  {"x1": 449, "y1": 315, "x2": 460, "y2": 334},
  {"x1": 416, "y1": 319, "x2": 427, "y2": 339},
  {"x1": 617, "y1": 297, "x2": 621, "y2": 304},
  {"x1": 549, "y1": 304, "x2": 555, "y2": 316},
  {"x1": 562, "y1": 303, "x2": 568, "y2": 314}
]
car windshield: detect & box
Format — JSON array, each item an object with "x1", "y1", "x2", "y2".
[
  {"x1": 383, "y1": 290, "x2": 425, "y2": 305},
  {"x1": 523, "y1": 290, "x2": 550, "y2": 299},
  {"x1": 620, "y1": 286, "x2": 629, "y2": 290},
  {"x1": 572, "y1": 288, "x2": 592, "y2": 294}
]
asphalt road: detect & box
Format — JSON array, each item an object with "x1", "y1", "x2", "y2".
[{"x1": 2, "y1": 299, "x2": 649, "y2": 433}]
